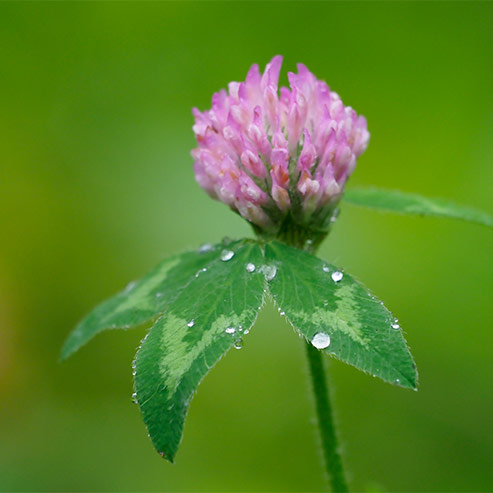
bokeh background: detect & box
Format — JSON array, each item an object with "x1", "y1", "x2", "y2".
[{"x1": 1, "y1": 2, "x2": 492, "y2": 492}]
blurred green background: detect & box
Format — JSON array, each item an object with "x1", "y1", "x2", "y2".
[{"x1": 1, "y1": 2, "x2": 492, "y2": 492}]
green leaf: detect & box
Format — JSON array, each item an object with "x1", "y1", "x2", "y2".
[
  {"x1": 265, "y1": 241, "x2": 417, "y2": 389},
  {"x1": 134, "y1": 240, "x2": 265, "y2": 461},
  {"x1": 61, "y1": 242, "x2": 225, "y2": 360},
  {"x1": 344, "y1": 187, "x2": 493, "y2": 228}
]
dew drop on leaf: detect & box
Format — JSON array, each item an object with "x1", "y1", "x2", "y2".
[
  {"x1": 195, "y1": 267, "x2": 208, "y2": 278},
  {"x1": 198, "y1": 243, "x2": 213, "y2": 253},
  {"x1": 331, "y1": 271, "x2": 343, "y2": 283},
  {"x1": 220, "y1": 250, "x2": 235, "y2": 261},
  {"x1": 311, "y1": 332, "x2": 331, "y2": 349},
  {"x1": 322, "y1": 265, "x2": 330, "y2": 273},
  {"x1": 233, "y1": 339, "x2": 243, "y2": 350},
  {"x1": 263, "y1": 265, "x2": 277, "y2": 281},
  {"x1": 225, "y1": 327, "x2": 236, "y2": 334},
  {"x1": 187, "y1": 320, "x2": 195, "y2": 328},
  {"x1": 246, "y1": 262, "x2": 256, "y2": 272}
]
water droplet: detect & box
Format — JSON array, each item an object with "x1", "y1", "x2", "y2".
[
  {"x1": 198, "y1": 243, "x2": 213, "y2": 253},
  {"x1": 391, "y1": 322, "x2": 400, "y2": 330},
  {"x1": 225, "y1": 327, "x2": 236, "y2": 334},
  {"x1": 322, "y1": 265, "x2": 330, "y2": 273},
  {"x1": 311, "y1": 332, "x2": 331, "y2": 349},
  {"x1": 279, "y1": 311, "x2": 285, "y2": 316},
  {"x1": 195, "y1": 267, "x2": 208, "y2": 277},
  {"x1": 330, "y1": 208, "x2": 340, "y2": 223},
  {"x1": 243, "y1": 328, "x2": 250, "y2": 335},
  {"x1": 233, "y1": 339, "x2": 243, "y2": 349},
  {"x1": 396, "y1": 378, "x2": 400, "y2": 384},
  {"x1": 263, "y1": 265, "x2": 277, "y2": 281},
  {"x1": 155, "y1": 292, "x2": 163, "y2": 298},
  {"x1": 187, "y1": 320, "x2": 195, "y2": 328},
  {"x1": 221, "y1": 249, "x2": 235, "y2": 261},
  {"x1": 331, "y1": 271, "x2": 343, "y2": 283},
  {"x1": 246, "y1": 262, "x2": 256, "y2": 272},
  {"x1": 131, "y1": 392, "x2": 138, "y2": 404}
]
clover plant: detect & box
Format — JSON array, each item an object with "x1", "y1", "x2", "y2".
[{"x1": 62, "y1": 56, "x2": 493, "y2": 492}]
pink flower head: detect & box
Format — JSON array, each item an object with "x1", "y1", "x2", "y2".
[{"x1": 192, "y1": 56, "x2": 370, "y2": 247}]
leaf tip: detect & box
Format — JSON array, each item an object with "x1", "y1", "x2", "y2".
[
  {"x1": 59, "y1": 343, "x2": 72, "y2": 362},
  {"x1": 59, "y1": 334, "x2": 79, "y2": 362},
  {"x1": 395, "y1": 368, "x2": 418, "y2": 390},
  {"x1": 157, "y1": 449, "x2": 175, "y2": 463}
]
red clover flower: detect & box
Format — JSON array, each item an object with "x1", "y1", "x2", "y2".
[{"x1": 192, "y1": 55, "x2": 369, "y2": 248}]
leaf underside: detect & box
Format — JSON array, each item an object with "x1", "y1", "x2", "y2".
[
  {"x1": 344, "y1": 187, "x2": 493, "y2": 228},
  {"x1": 62, "y1": 238, "x2": 418, "y2": 461}
]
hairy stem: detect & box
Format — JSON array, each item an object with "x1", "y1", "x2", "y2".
[{"x1": 305, "y1": 341, "x2": 349, "y2": 492}]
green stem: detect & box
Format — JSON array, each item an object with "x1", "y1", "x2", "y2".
[{"x1": 305, "y1": 341, "x2": 349, "y2": 493}]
